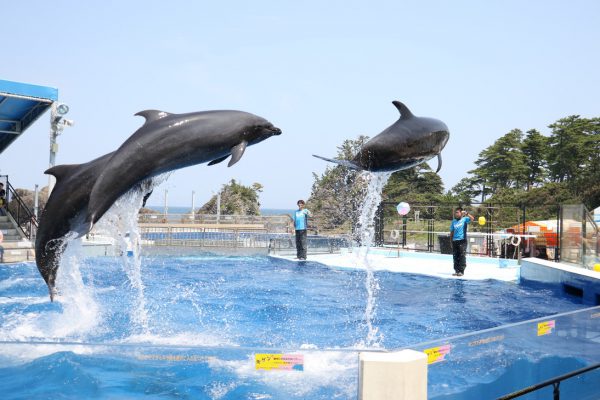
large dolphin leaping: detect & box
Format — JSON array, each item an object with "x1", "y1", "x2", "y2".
[
  {"x1": 313, "y1": 101, "x2": 449, "y2": 172},
  {"x1": 35, "y1": 109, "x2": 281, "y2": 300}
]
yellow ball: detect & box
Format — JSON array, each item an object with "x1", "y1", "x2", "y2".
[
  {"x1": 478, "y1": 216, "x2": 486, "y2": 226},
  {"x1": 594, "y1": 264, "x2": 600, "y2": 272}
]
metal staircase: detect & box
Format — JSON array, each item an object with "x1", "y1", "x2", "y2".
[{"x1": 0, "y1": 177, "x2": 37, "y2": 263}]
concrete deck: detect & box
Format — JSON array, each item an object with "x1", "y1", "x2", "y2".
[{"x1": 270, "y1": 249, "x2": 521, "y2": 282}]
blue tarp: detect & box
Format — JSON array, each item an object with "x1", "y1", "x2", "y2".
[{"x1": 0, "y1": 79, "x2": 58, "y2": 154}]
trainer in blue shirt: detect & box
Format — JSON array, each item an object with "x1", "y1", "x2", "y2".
[
  {"x1": 450, "y1": 207, "x2": 475, "y2": 276},
  {"x1": 292, "y1": 200, "x2": 311, "y2": 260}
]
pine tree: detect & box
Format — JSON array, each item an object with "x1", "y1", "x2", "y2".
[{"x1": 521, "y1": 129, "x2": 548, "y2": 191}]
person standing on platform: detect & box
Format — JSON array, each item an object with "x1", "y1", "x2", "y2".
[
  {"x1": 292, "y1": 200, "x2": 311, "y2": 260},
  {"x1": 450, "y1": 207, "x2": 474, "y2": 276}
]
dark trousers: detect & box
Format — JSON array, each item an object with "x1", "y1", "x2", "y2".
[
  {"x1": 452, "y1": 239, "x2": 467, "y2": 273},
  {"x1": 295, "y1": 229, "x2": 307, "y2": 259}
]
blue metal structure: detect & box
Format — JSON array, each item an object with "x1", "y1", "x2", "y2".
[{"x1": 0, "y1": 79, "x2": 58, "y2": 154}]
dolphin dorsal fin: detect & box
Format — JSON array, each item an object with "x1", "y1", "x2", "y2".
[
  {"x1": 44, "y1": 164, "x2": 80, "y2": 182},
  {"x1": 392, "y1": 101, "x2": 414, "y2": 120},
  {"x1": 135, "y1": 110, "x2": 171, "y2": 124}
]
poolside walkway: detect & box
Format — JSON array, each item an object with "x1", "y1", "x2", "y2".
[{"x1": 271, "y1": 248, "x2": 520, "y2": 282}]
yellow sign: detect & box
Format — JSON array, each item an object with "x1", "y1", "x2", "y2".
[
  {"x1": 255, "y1": 353, "x2": 304, "y2": 371},
  {"x1": 423, "y1": 345, "x2": 451, "y2": 364},
  {"x1": 537, "y1": 320, "x2": 555, "y2": 336}
]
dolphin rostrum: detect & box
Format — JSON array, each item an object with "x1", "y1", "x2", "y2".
[
  {"x1": 313, "y1": 101, "x2": 449, "y2": 172},
  {"x1": 35, "y1": 109, "x2": 281, "y2": 300}
]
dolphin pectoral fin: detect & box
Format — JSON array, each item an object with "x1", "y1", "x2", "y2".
[
  {"x1": 208, "y1": 155, "x2": 230, "y2": 166},
  {"x1": 312, "y1": 155, "x2": 362, "y2": 170},
  {"x1": 228, "y1": 141, "x2": 248, "y2": 167},
  {"x1": 436, "y1": 153, "x2": 442, "y2": 173},
  {"x1": 142, "y1": 190, "x2": 153, "y2": 207}
]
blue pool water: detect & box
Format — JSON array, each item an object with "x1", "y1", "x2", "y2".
[{"x1": 0, "y1": 255, "x2": 591, "y2": 399}]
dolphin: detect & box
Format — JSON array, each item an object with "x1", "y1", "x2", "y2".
[
  {"x1": 83, "y1": 110, "x2": 281, "y2": 232},
  {"x1": 35, "y1": 109, "x2": 281, "y2": 300},
  {"x1": 35, "y1": 152, "x2": 115, "y2": 300},
  {"x1": 313, "y1": 101, "x2": 449, "y2": 172}
]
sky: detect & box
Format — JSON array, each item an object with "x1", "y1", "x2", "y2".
[{"x1": 1, "y1": 1, "x2": 599, "y2": 209}]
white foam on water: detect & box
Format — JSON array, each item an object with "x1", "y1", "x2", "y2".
[
  {"x1": 206, "y1": 381, "x2": 240, "y2": 400},
  {"x1": 0, "y1": 342, "x2": 101, "y2": 365},
  {"x1": 0, "y1": 277, "x2": 26, "y2": 290},
  {"x1": 120, "y1": 331, "x2": 239, "y2": 348},
  {"x1": 353, "y1": 171, "x2": 392, "y2": 347},
  {"x1": 209, "y1": 350, "x2": 357, "y2": 398},
  {"x1": 2, "y1": 236, "x2": 102, "y2": 341},
  {"x1": 0, "y1": 296, "x2": 48, "y2": 305}
]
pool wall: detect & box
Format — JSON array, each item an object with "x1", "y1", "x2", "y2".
[
  {"x1": 380, "y1": 305, "x2": 600, "y2": 399},
  {"x1": 521, "y1": 258, "x2": 600, "y2": 305}
]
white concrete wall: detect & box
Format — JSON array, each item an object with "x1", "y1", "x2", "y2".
[{"x1": 359, "y1": 349, "x2": 427, "y2": 400}]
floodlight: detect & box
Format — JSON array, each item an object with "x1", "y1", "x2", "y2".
[{"x1": 56, "y1": 103, "x2": 69, "y2": 115}]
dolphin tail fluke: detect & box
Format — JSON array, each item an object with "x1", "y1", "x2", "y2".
[
  {"x1": 312, "y1": 155, "x2": 362, "y2": 170},
  {"x1": 435, "y1": 153, "x2": 442, "y2": 173}
]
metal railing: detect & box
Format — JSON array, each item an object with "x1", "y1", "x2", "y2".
[
  {"x1": 0, "y1": 175, "x2": 37, "y2": 240},
  {"x1": 371, "y1": 201, "x2": 564, "y2": 261},
  {"x1": 138, "y1": 213, "x2": 293, "y2": 233},
  {"x1": 497, "y1": 362, "x2": 600, "y2": 399},
  {"x1": 139, "y1": 224, "x2": 276, "y2": 249}
]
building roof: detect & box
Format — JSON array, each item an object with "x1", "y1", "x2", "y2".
[{"x1": 0, "y1": 79, "x2": 58, "y2": 154}]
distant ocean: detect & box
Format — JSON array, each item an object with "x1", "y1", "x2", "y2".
[{"x1": 146, "y1": 206, "x2": 294, "y2": 216}]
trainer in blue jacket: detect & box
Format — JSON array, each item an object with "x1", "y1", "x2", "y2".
[
  {"x1": 450, "y1": 207, "x2": 475, "y2": 276},
  {"x1": 292, "y1": 200, "x2": 311, "y2": 260}
]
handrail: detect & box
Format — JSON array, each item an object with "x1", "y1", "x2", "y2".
[
  {"x1": 0, "y1": 175, "x2": 38, "y2": 240},
  {"x1": 497, "y1": 362, "x2": 600, "y2": 399}
]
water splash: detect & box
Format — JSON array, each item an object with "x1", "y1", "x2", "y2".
[
  {"x1": 53, "y1": 236, "x2": 102, "y2": 337},
  {"x1": 352, "y1": 171, "x2": 392, "y2": 347},
  {"x1": 94, "y1": 183, "x2": 153, "y2": 333}
]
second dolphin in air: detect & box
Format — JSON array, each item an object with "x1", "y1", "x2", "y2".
[{"x1": 313, "y1": 101, "x2": 449, "y2": 172}]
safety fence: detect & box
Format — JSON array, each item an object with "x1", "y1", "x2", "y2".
[
  {"x1": 1, "y1": 306, "x2": 597, "y2": 399},
  {"x1": 560, "y1": 204, "x2": 600, "y2": 270},
  {"x1": 138, "y1": 224, "x2": 351, "y2": 256},
  {"x1": 374, "y1": 202, "x2": 551, "y2": 260},
  {"x1": 405, "y1": 305, "x2": 600, "y2": 399},
  {"x1": 0, "y1": 341, "x2": 361, "y2": 399},
  {"x1": 140, "y1": 224, "x2": 274, "y2": 249}
]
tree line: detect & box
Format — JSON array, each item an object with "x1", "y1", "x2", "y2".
[{"x1": 450, "y1": 115, "x2": 600, "y2": 217}]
